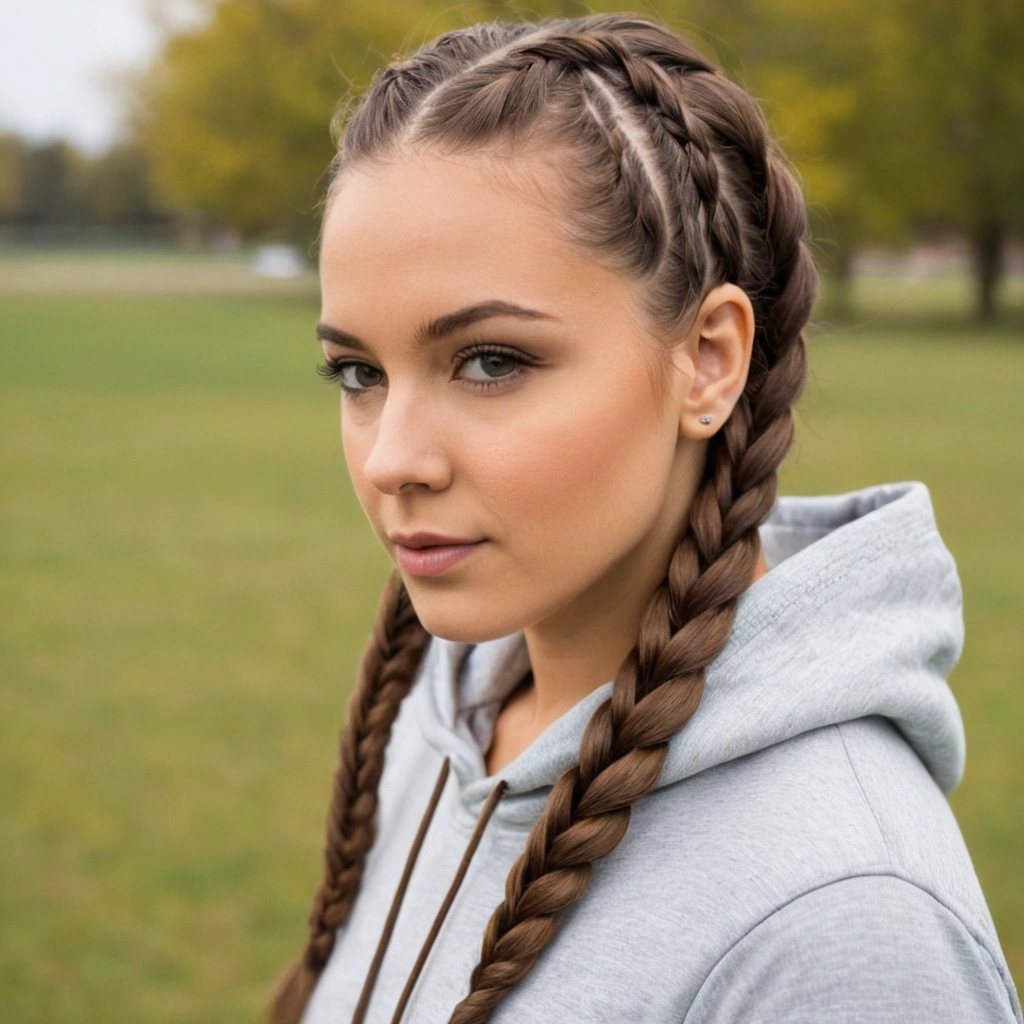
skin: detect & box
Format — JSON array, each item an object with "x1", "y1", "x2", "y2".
[{"x1": 318, "y1": 150, "x2": 760, "y2": 776}]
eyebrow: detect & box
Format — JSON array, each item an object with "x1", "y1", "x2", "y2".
[{"x1": 316, "y1": 300, "x2": 560, "y2": 352}]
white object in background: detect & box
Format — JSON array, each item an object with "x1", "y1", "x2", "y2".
[{"x1": 252, "y1": 243, "x2": 305, "y2": 278}]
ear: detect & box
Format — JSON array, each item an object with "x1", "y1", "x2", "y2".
[{"x1": 670, "y1": 283, "x2": 755, "y2": 440}]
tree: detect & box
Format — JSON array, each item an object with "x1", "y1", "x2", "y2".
[
  {"x1": 131, "y1": 0, "x2": 435, "y2": 243},
  {"x1": 16, "y1": 140, "x2": 90, "y2": 225},
  {"x1": 892, "y1": 0, "x2": 1024, "y2": 320},
  {"x1": 0, "y1": 134, "x2": 26, "y2": 220},
  {"x1": 683, "y1": 0, "x2": 1024, "y2": 319},
  {"x1": 79, "y1": 143, "x2": 166, "y2": 226}
]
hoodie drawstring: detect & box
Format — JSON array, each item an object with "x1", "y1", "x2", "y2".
[
  {"x1": 350, "y1": 754, "x2": 508, "y2": 1024},
  {"x1": 351, "y1": 756, "x2": 450, "y2": 1024},
  {"x1": 389, "y1": 772, "x2": 507, "y2": 1024}
]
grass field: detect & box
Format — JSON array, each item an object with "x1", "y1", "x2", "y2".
[{"x1": 1, "y1": 251, "x2": 1022, "y2": 1020}]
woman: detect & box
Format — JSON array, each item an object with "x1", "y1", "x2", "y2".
[{"x1": 271, "y1": 12, "x2": 1022, "y2": 1024}]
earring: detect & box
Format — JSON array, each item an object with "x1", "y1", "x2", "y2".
[{"x1": 699, "y1": 415, "x2": 713, "y2": 425}]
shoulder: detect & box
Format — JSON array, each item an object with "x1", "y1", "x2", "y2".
[
  {"x1": 604, "y1": 716, "x2": 1021, "y2": 1020},
  {"x1": 632, "y1": 715, "x2": 992, "y2": 923},
  {"x1": 682, "y1": 873, "x2": 1021, "y2": 1024}
]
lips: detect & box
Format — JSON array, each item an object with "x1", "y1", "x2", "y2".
[
  {"x1": 390, "y1": 534, "x2": 487, "y2": 577},
  {"x1": 388, "y1": 530, "x2": 481, "y2": 549}
]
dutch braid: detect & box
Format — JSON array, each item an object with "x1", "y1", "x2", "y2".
[{"x1": 272, "y1": 12, "x2": 816, "y2": 1024}]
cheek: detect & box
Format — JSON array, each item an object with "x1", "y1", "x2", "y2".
[{"x1": 477, "y1": 377, "x2": 675, "y2": 562}]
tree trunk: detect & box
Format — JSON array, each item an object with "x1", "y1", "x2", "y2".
[{"x1": 974, "y1": 216, "x2": 1003, "y2": 322}]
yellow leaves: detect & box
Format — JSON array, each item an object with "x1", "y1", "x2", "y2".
[
  {"x1": 134, "y1": 0, "x2": 421, "y2": 237},
  {"x1": 755, "y1": 67, "x2": 857, "y2": 210}
]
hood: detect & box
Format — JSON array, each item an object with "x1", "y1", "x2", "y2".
[{"x1": 416, "y1": 479, "x2": 966, "y2": 828}]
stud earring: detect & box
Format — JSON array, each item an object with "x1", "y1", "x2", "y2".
[{"x1": 699, "y1": 415, "x2": 713, "y2": 425}]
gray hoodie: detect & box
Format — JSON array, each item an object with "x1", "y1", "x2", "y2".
[{"x1": 302, "y1": 480, "x2": 1022, "y2": 1023}]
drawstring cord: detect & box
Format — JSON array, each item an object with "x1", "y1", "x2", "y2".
[
  {"x1": 352, "y1": 757, "x2": 451, "y2": 1024},
  {"x1": 350, "y1": 755, "x2": 508, "y2": 1024},
  {"x1": 389, "y1": 774, "x2": 507, "y2": 1024}
]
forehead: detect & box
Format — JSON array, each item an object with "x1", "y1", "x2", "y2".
[{"x1": 318, "y1": 151, "x2": 640, "y2": 332}]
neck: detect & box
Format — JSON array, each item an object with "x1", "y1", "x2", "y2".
[{"x1": 515, "y1": 540, "x2": 767, "y2": 731}]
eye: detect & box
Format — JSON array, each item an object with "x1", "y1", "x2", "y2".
[
  {"x1": 340, "y1": 363, "x2": 384, "y2": 390},
  {"x1": 460, "y1": 350, "x2": 521, "y2": 382},
  {"x1": 316, "y1": 357, "x2": 384, "y2": 395},
  {"x1": 454, "y1": 343, "x2": 537, "y2": 391}
]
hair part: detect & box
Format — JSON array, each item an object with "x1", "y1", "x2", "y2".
[{"x1": 273, "y1": 11, "x2": 816, "y2": 1023}]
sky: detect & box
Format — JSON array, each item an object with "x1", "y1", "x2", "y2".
[{"x1": 0, "y1": 0, "x2": 178, "y2": 152}]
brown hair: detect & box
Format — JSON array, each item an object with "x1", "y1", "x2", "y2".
[{"x1": 271, "y1": 11, "x2": 816, "y2": 1022}]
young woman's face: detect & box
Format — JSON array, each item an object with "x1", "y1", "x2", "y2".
[{"x1": 318, "y1": 151, "x2": 706, "y2": 643}]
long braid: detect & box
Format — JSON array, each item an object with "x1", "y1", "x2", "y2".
[
  {"x1": 275, "y1": 12, "x2": 817, "y2": 1023},
  {"x1": 271, "y1": 571, "x2": 430, "y2": 1022}
]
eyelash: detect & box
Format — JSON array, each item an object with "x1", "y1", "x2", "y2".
[{"x1": 316, "y1": 342, "x2": 538, "y2": 398}]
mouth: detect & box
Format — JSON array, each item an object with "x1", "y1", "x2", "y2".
[
  {"x1": 393, "y1": 539, "x2": 486, "y2": 577},
  {"x1": 388, "y1": 530, "x2": 482, "y2": 549}
]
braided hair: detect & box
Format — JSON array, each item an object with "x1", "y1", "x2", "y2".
[{"x1": 271, "y1": 12, "x2": 817, "y2": 1023}]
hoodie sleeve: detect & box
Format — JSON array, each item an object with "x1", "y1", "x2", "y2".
[{"x1": 683, "y1": 874, "x2": 1022, "y2": 1024}]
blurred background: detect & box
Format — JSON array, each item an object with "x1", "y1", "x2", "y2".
[{"x1": 1, "y1": 0, "x2": 1021, "y2": 1020}]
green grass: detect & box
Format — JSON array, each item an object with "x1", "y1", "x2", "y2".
[{"x1": 1, "y1": 264, "x2": 1022, "y2": 1020}]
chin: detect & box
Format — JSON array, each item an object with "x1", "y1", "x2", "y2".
[{"x1": 403, "y1": 586, "x2": 526, "y2": 644}]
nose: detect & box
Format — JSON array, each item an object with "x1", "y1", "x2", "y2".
[{"x1": 360, "y1": 387, "x2": 452, "y2": 495}]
